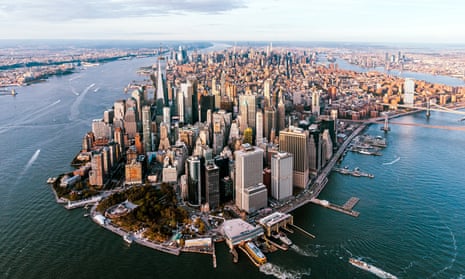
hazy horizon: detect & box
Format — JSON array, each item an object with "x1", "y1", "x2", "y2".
[{"x1": 1, "y1": 0, "x2": 464, "y2": 44}]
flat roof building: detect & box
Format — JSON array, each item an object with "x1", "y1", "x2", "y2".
[{"x1": 222, "y1": 218, "x2": 264, "y2": 248}]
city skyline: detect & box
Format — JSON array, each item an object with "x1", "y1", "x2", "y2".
[{"x1": 1, "y1": 0, "x2": 464, "y2": 44}]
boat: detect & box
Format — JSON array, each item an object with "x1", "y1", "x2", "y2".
[
  {"x1": 271, "y1": 231, "x2": 292, "y2": 246},
  {"x1": 46, "y1": 177, "x2": 57, "y2": 184},
  {"x1": 244, "y1": 241, "x2": 267, "y2": 265},
  {"x1": 349, "y1": 258, "x2": 398, "y2": 279},
  {"x1": 123, "y1": 233, "x2": 133, "y2": 244},
  {"x1": 275, "y1": 231, "x2": 292, "y2": 246}
]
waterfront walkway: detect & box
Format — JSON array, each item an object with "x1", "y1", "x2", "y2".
[
  {"x1": 65, "y1": 195, "x2": 104, "y2": 209},
  {"x1": 277, "y1": 124, "x2": 367, "y2": 214}
]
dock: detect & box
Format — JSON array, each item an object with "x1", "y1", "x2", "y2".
[
  {"x1": 310, "y1": 197, "x2": 360, "y2": 217},
  {"x1": 65, "y1": 195, "x2": 103, "y2": 209},
  {"x1": 288, "y1": 223, "x2": 316, "y2": 239},
  {"x1": 343, "y1": 197, "x2": 360, "y2": 210},
  {"x1": 230, "y1": 247, "x2": 239, "y2": 263}
]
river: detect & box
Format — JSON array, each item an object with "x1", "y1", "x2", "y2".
[{"x1": 1, "y1": 48, "x2": 464, "y2": 279}]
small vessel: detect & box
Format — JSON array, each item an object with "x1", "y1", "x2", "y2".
[
  {"x1": 83, "y1": 213, "x2": 89, "y2": 217},
  {"x1": 275, "y1": 231, "x2": 292, "y2": 246},
  {"x1": 349, "y1": 258, "x2": 398, "y2": 279},
  {"x1": 123, "y1": 233, "x2": 133, "y2": 244},
  {"x1": 46, "y1": 177, "x2": 57, "y2": 184}
]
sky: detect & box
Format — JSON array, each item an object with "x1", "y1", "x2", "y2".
[{"x1": 0, "y1": 0, "x2": 464, "y2": 44}]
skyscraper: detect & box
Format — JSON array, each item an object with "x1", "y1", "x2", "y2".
[
  {"x1": 113, "y1": 99, "x2": 126, "y2": 129},
  {"x1": 156, "y1": 58, "x2": 167, "y2": 105},
  {"x1": 89, "y1": 151, "x2": 104, "y2": 186},
  {"x1": 205, "y1": 160, "x2": 220, "y2": 209},
  {"x1": 123, "y1": 107, "x2": 138, "y2": 139},
  {"x1": 279, "y1": 127, "x2": 309, "y2": 188},
  {"x1": 239, "y1": 93, "x2": 257, "y2": 134},
  {"x1": 277, "y1": 89, "x2": 285, "y2": 134},
  {"x1": 404, "y1": 78, "x2": 415, "y2": 106},
  {"x1": 308, "y1": 129, "x2": 323, "y2": 173},
  {"x1": 256, "y1": 109, "x2": 263, "y2": 145},
  {"x1": 263, "y1": 78, "x2": 272, "y2": 108},
  {"x1": 186, "y1": 156, "x2": 202, "y2": 206},
  {"x1": 271, "y1": 152, "x2": 293, "y2": 201},
  {"x1": 235, "y1": 144, "x2": 265, "y2": 211},
  {"x1": 264, "y1": 107, "x2": 277, "y2": 142},
  {"x1": 176, "y1": 88, "x2": 185, "y2": 123},
  {"x1": 188, "y1": 76, "x2": 199, "y2": 124},
  {"x1": 312, "y1": 90, "x2": 321, "y2": 117},
  {"x1": 142, "y1": 105, "x2": 152, "y2": 153}
]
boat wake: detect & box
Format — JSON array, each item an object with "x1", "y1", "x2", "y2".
[
  {"x1": 259, "y1": 262, "x2": 311, "y2": 279},
  {"x1": 430, "y1": 225, "x2": 457, "y2": 278},
  {"x1": 383, "y1": 157, "x2": 400, "y2": 165},
  {"x1": 289, "y1": 244, "x2": 318, "y2": 257},
  {"x1": 24, "y1": 149, "x2": 40, "y2": 172},
  {"x1": 69, "y1": 83, "x2": 95, "y2": 120}
]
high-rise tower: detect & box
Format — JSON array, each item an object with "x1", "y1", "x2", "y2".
[
  {"x1": 271, "y1": 152, "x2": 293, "y2": 200},
  {"x1": 142, "y1": 105, "x2": 152, "y2": 153},
  {"x1": 279, "y1": 127, "x2": 309, "y2": 188},
  {"x1": 312, "y1": 90, "x2": 321, "y2": 117},
  {"x1": 156, "y1": 58, "x2": 167, "y2": 106},
  {"x1": 235, "y1": 144, "x2": 267, "y2": 212},
  {"x1": 277, "y1": 89, "x2": 285, "y2": 134},
  {"x1": 404, "y1": 78, "x2": 415, "y2": 106}
]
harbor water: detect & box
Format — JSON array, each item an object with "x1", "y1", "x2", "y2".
[{"x1": 1, "y1": 54, "x2": 464, "y2": 279}]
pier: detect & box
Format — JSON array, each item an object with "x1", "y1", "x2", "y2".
[
  {"x1": 288, "y1": 224, "x2": 316, "y2": 239},
  {"x1": 277, "y1": 124, "x2": 367, "y2": 214},
  {"x1": 310, "y1": 198, "x2": 360, "y2": 217},
  {"x1": 65, "y1": 195, "x2": 103, "y2": 209}
]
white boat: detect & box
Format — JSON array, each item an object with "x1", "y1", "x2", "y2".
[
  {"x1": 46, "y1": 177, "x2": 57, "y2": 184},
  {"x1": 271, "y1": 231, "x2": 293, "y2": 246},
  {"x1": 349, "y1": 258, "x2": 398, "y2": 279},
  {"x1": 123, "y1": 233, "x2": 133, "y2": 244}
]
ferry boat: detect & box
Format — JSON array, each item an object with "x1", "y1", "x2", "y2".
[
  {"x1": 244, "y1": 242, "x2": 267, "y2": 265},
  {"x1": 349, "y1": 258, "x2": 398, "y2": 279}
]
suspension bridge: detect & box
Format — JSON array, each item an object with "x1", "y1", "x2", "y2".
[{"x1": 350, "y1": 101, "x2": 465, "y2": 132}]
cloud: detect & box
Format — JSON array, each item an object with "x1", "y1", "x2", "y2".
[{"x1": 0, "y1": 0, "x2": 247, "y2": 21}]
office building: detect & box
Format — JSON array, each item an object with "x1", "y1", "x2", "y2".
[
  {"x1": 235, "y1": 144, "x2": 265, "y2": 212},
  {"x1": 156, "y1": 58, "x2": 167, "y2": 105},
  {"x1": 205, "y1": 161, "x2": 220, "y2": 209},
  {"x1": 186, "y1": 156, "x2": 202, "y2": 206},
  {"x1": 279, "y1": 127, "x2": 309, "y2": 188},
  {"x1": 312, "y1": 90, "x2": 321, "y2": 117},
  {"x1": 125, "y1": 158, "x2": 143, "y2": 185},
  {"x1": 92, "y1": 119, "x2": 112, "y2": 140},
  {"x1": 142, "y1": 105, "x2": 152, "y2": 153},
  {"x1": 404, "y1": 78, "x2": 415, "y2": 106},
  {"x1": 271, "y1": 152, "x2": 293, "y2": 201},
  {"x1": 264, "y1": 107, "x2": 277, "y2": 142},
  {"x1": 256, "y1": 109, "x2": 263, "y2": 145},
  {"x1": 89, "y1": 151, "x2": 104, "y2": 187}
]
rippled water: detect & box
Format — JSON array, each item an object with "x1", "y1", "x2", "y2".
[{"x1": 1, "y1": 55, "x2": 464, "y2": 278}]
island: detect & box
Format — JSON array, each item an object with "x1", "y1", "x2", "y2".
[{"x1": 48, "y1": 43, "x2": 465, "y2": 267}]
